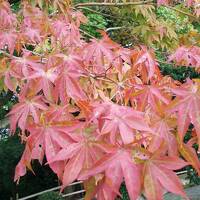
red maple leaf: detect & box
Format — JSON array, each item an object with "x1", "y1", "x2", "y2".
[
  {"x1": 93, "y1": 102, "x2": 152, "y2": 144},
  {"x1": 142, "y1": 145, "x2": 188, "y2": 200},
  {"x1": 168, "y1": 79, "x2": 200, "y2": 147},
  {"x1": 80, "y1": 148, "x2": 141, "y2": 200}
]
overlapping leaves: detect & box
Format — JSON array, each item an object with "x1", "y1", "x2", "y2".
[{"x1": 0, "y1": 1, "x2": 200, "y2": 200}]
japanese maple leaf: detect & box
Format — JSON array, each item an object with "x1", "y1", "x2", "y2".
[
  {"x1": 14, "y1": 144, "x2": 33, "y2": 182},
  {"x1": 132, "y1": 46, "x2": 160, "y2": 81},
  {"x1": 149, "y1": 110, "x2": 178, "y2": 156},
  {"x1": 14, "y1": 110, "x2": 83, "y2": 182},
  {"x1": 22, "y1": 4, "x2": 50, "y2": 38},
  {"x1": 0, "y1": 57, "x2": 22, "y2": 91},
  {"x1": 8, "y1": 94, "x2": 47, "y2": 132},
  {"x1": 83, "y1": 170, "x2": 123, "y2": 200},
  {"x1": 0, "y1": 0, "x2": 17, "y2": 28},
  {"x1": 25, "y1": 58, "x2": 60, "y2": 101},
  {"x1": 112, "y1": 47, "x2": 131, "y2": 74},
  {"x1": 142, "y1": 147, "x2": 188, "y2": 200},
  {"x1": 125, "y1": 83, "x2": 170, "y2": 112},
  {"x1": 23, "y1": 27, "x2": 42, "y2": 43},
  {"x1": 83, "y1": 32, "x2": 119, "y2": 73},
  {"x1": 54, "y1": 53, "x2": 87, "y2": 102},
  {"x1": 169, "y1": 79, "x2": 200, "y2": 147},
  {"x1": 71, "y1": 10, "x2": 88, "y2": 27},
  {"x1": 176, "y1": 134, "x2": 200, "y2": 176},
  {"x1": 168, "y1": 46, "x2": 200, "y2": 71},
  {"x1": 157, "y1": 0, "x2": 169, "y2": 6},
  {"x1": 93, "y1": 102, "x2": 152, "y2": 144},
  {"x1": 80, "y1": 148, "x2": 141, "y2": 200},
  {"x1": 10, "y1": 51, "x2": 41, "y2": 77},
  {"x1": 48, "y1": 132, "x2": 114, "y2": 191},
  {"x1": 14, "y1": 127, "x2": 68, "y2": 182},
  {"x1": 0, "y1": 30, "x2": 17, "y2": 54},
  {"x1": 52, "y1": 19, "x2": 82, "y2": 47}
]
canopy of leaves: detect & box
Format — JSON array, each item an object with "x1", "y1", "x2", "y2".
[{"x1": 0, "y1": 0, "x2": 200, "y2": 200}]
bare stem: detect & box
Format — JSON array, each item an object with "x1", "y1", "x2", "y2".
[
  {"x1": 77, "y1": 6, "x2": 114, "y2": 18},
  {"x1": 74, "y1": 0, "x2": 154, "y2": 8},
  {"x1": 0, "y1": 49, "x2": 18, "y2": 59},
  {"x1": 158, "y1": 4, "x2": 198, "y2": 20}
]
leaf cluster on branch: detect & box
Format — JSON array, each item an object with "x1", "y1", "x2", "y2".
[{"x1": 0, "y1": 0, "x2": 200, "y2": 199}]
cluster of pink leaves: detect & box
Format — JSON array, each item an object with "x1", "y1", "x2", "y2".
[
  {"x1": 0, "y1": 1, "x2": 200, "y2": 200},
  {"x1": 169, "y1": 46, "x2": 200, "y2": 71}
]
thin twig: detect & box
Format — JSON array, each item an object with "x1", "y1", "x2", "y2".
[
  {"x1": 77, "y1": 6, "x2": 114, "y2": 18},
  {"x1": 75, "y1": 1, "x2": 198, "y2": 20},
  {"x1": 158, "y1": 4, "x2": 198, "y2": 20},
  {"x1": 80, "y1": 29, "x2": 96, "y2": 39},
  {"x1": 75, "y1": 0, "x2": 154, "y2": 8},
  {"x1": 106, "y1": 26, "x2": 127, "y2": 32},
  {"x1": 0, "y1": 49, "x2": 18, "y2": 59}
]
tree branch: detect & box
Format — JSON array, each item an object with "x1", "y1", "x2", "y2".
[
  {"x1": 79, "y1": 29, "x2": 96, "y2": 39},
  {"x1": 77, "y1": 6, "x2": 114, "y2": 18},
  {"x1": 74, "y1": 1, "x2": 198, "y2": 20},
  {"x1": 162, "y1": 4, "x2": 198, "y2": 20},
  {"x1": 75, "y1": 0, "x2": 154, "y2": 8},
  {"x1": 0, "y1": 50, "x2": 17, "y2": 59}
]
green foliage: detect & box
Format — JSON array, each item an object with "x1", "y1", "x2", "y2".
[
  {"x1": 156, "y1": 6, "x2": 194, "y2": 34},
  {"x1": 193, "y1": 22, "x2": 200, "y2": 33},
  {"x1": 0, "y1": 91, "x2": 17, "y2": 120},
  {"x1": 160, "y1": 65, "x2": 200, "y2": 82},
  {"x1": 120, "y1": 183, "x2": 130, "y2": 200},
  {"x1": 0, "y1": 135, "x2": 24, "y2": 200},
  {"x1": 186, "y1": 167, "x2": 200, "y2": 186},
  {"x1": 11, "y1": 0, "x2": 21, "y2": 12},
  {"x1": 37, "y1": 191, "x2": 64, "y2": 200},
  {"x1": 0, "y1": 135, "x2": 58, "y2": 200},
  {"x1": 81, "y1": 13, "x2": 107, "y2": 38}
]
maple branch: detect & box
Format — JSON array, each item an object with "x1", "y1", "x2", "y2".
[
  {"x1": 74, "y1": 0, "x2": 154, "y2": 8},
  {"x1": 106, "y1": 26, "x2": 125, "y2": 32},
  {"x1": 82, "y1": 71, "x2": 120, "y2": 86},
  {"x1": 80, "y1": 29, "x2": 96, "y2": 39},
  {"x1": 77, "y1": 6, "x2": 114, "y2": 18},
  {"x1": 0, "y1": 49, "x2": 48, "y2": 64},
  {"x1": 0, "y1": 49, "x2": 18, "y2": 59},
  {"x1": 105, "y1": 26, "x2": 137, "y2": 32},
  {"x1": 151, "y1": 3, "x2": 198, "y2": 20},
  {"x1": 75, "y1": 1, "x2": 198, "y2": 20},
  {"x1": 163, "y1": 5, "x2": 198, "y2": 20}
]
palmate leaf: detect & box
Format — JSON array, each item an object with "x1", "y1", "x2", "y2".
[
  {"x1": 131, "y1": 46, "x2": 161, "y2": 82},
  {"x1": 54, "y1": 53, "x2": 87, "y2": 102},
  {"x1": 143, "y1": 145, "x2": 188, "y2": 200},
  {"x1": 82, "y1": 31, "x2": 119, "y2": 74},
  {"x1": 14, "y1": 107, "x2": 82, "y2": 182},
  {"x1": 7, "y1": 85, "x2": 48, "y2": 132},
  {"x1": 125, "y1": 83, "x2": 170, "y2": 112},
  {"x1": 48, "y1": 130, "x2": 116, "y2": 191},
  {"x1": 169, "y1": 79, "x2": 200, "y2": 148},
  {"x1": 177, "y1": 135, "x2": 200, "y2": 176},
  {"x1": 24, "y1": 55, "x2": 62, "y2": 101},
  {"x1": 93, "y1": 102, "x2": 152, "y2": 144},
  {"x1": 169, "y1": 46, "x2": 200, "y2": 71},
  {"x1": 80, "y1": 148, "x2": 141, "y2": 200},
  {"x1": 149, "y1": 110, "x2": 178, "y2": 156}
]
